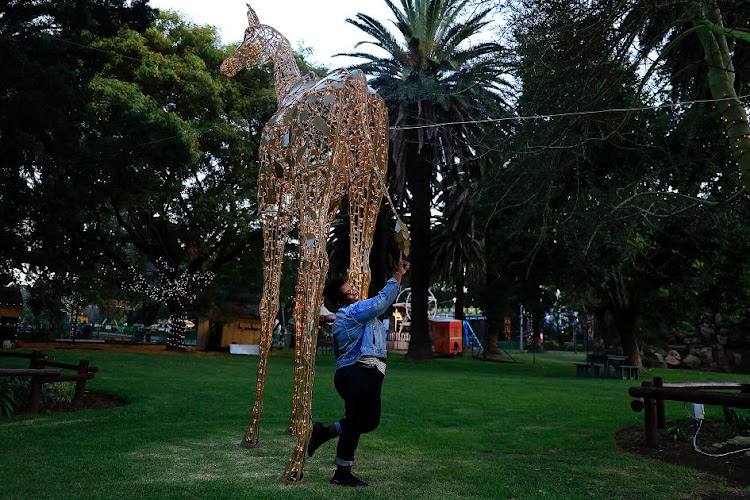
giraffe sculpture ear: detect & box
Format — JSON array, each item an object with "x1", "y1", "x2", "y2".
[{"x1": 246, "y1": 4, "x2": 260, "y2": 27}]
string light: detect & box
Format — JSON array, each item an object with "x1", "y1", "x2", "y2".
[{"x1": 122, "y1": 259, "x2": 214, "y2": 349}]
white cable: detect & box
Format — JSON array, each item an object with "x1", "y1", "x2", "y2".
[
  {"x1": 692, "y1": 419, "x2": 750, "y2": 458},
  {"x1": 389, "y1": 94, "x2": 750, "y2": 131}
]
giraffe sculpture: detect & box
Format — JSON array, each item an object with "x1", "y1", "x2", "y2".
[{"x1": 220, "y1": 4, "x2": 397, "y2": 483}]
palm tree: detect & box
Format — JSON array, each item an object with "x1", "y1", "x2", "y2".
[
  {"x1": 344, "y1": 0, "x2": 512, "y2": 359},
  {"x1": 431, "y1": 181, "x2": 485, "y2": 321}
]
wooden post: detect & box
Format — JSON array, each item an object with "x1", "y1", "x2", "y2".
[
  {"x1": 642, "y1": 381, "x2": 658, "y2": 447},
  {"x1": 73, "y1": 359, "x2": 89, "y2": 405},
  {"x1": 29, "y1": 375, "x2": 42, "y2": 414},
  {"x1": 29, "y1": 351, "x2": 45, "y2": 369},
  {"x1": 654, "y1": 377, "x2": 665, "y2": 429}
]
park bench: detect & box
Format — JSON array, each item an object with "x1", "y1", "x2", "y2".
[
  {"x1": 574, "y1": 353, "x2": 634, "y2": 379},
  {"x1": 628, "y1": 377, "x2": 750, "y2": 446},
  {"x1": 0, "y1": 351, "x2": 98, "y2": 413},
  {"x1": 616, "y1": 365, "x2": 639, "y2": 380},
  {"x1": 574, "y1": 362, "x2": 600, "y2": 377}
]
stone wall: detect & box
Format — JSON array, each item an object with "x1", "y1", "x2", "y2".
[{"x1": 644, "y1": 315, "x2": 750, "y2": 373}]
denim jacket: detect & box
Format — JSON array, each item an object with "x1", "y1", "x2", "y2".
[{"x1": 332, "y1": 278, "x2": 400, "y2": 370}]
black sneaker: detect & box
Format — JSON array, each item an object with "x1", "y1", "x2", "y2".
[
  {"x1": 331, "y1": 469, "x2": 368, "y2": 487},
  {"x1": 307, "y1": 422, "x2": 327, "y2": 457}
]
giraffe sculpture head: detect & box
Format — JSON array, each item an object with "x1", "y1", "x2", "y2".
[{"x1": 220, "y1": 4, "x2": 287, "y2": 77}]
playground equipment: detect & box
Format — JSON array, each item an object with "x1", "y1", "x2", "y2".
[
  {"x1": 429, "y1": 319, "x2": 462, "y2": 355},
  {"x1": 392, "y1": 287, "x2": 437, "y2": 336},
  {"x1": 463, "y1": 320, "x2": 483, "y2": 351}
]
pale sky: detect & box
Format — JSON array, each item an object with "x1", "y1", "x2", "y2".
[{"x1": 148, "y1": 0, "x2": 395, "y2": 69}]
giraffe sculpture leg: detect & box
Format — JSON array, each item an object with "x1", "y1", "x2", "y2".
[
  {"x1": 347, "y1": 89, "x2": 388, "y2": 295},
  {"x1": 286, "y1": 281, "x2": 304, "y2": 435},
  {"x1": 287, "y1": 196, "x2": 342, "y2": 435},
  {"x1": 283, "y1": 194, "x2": 332, "y2": 483},
  {"x1": 242, "y1": 184, "x2": 293, "y2": 447}
]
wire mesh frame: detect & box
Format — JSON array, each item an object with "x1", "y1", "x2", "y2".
[{"x1": 220, "y1": 5, "x2": 388, "y2": 483}]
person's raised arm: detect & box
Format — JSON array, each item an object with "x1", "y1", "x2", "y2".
[{"x1": 348, "y1": 255, "x2": 410, "y2": 323}]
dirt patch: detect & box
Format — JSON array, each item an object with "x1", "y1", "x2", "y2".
[
  {"x1": 57, "y1": 390, "x2": 128, "y2": 412},
  {"x1": 616, "y1": 419, "x2": 750, "y2": 493},
  {"x1": 11, "y1": 390, "x2": 127, "y2": 416}
]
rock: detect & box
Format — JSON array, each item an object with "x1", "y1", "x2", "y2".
[
  {"x1": 682, "y1": 354, "x2": 701, "y2": 369},
  {"x1": 714, "y1": 312, "x2": 723, "y2": 324},
  {"x1": 653, "y1": 352, "x2": 664, "y2": 363},
  {"x1": 716, "y1": 351, "x2": 732, "y2": 372},
  {"x1": 700, "y1": 325, "x2": 714, "y2": 342},
  {"x1": 716, "y1": 335, "x2": 728, "y2": 345},
  {"x1": 667, "y1": 349, "x2": 682, "y2": 361},
  {"x1": 698, "y1": 347, "x2": 714, "y2": 365},
  {"x1": 651, "y1": 360, "x2": 667, "y2": 369},
  {"x1": 733, "y1": 352, "x2": 742, "y2": 368},
  {"x1": 666, "y1": 355, "x2": 681, "y2": 367},
  {"x1": 728, "y1": 331, "x2": 744, "y2": 348}
]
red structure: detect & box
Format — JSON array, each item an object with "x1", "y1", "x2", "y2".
[{"x1": 429, "y1": 319, "x2": 462, "y2": 355}]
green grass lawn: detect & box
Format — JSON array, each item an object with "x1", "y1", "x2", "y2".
[{"x1": 2, "y1": 348, "x2": 749, "y2": 499}]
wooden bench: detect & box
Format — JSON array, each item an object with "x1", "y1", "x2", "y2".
[
  {"x1": 616, "y1": 365, "x2": 639, "y2": 380},
  {"x1": 0, "y1": 351, "x2": 97, "y2": 413}
]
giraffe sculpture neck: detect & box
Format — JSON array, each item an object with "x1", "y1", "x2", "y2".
[{"x1": 269, "y1": 38, "x2": 302, "y2": 105}]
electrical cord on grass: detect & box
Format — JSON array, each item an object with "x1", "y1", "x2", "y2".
[{"x1": 692, "y1": 419, "x2": 750, "y2": 458}]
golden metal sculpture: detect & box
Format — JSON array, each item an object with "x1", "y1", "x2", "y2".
[{"x1": 220, "y1": 4, "x2": 397, "y2": 483}]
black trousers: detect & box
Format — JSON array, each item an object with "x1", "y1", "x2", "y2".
[{"x1": 334, "y1": 363, "x2": 384, "y2": 464}]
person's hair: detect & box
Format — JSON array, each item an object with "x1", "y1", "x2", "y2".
[{"x1": 323, "y1": 276, "x2": 348, "y2": 306}]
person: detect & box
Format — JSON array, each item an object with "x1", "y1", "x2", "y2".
[{"x1": 307, "y1": 255, "x2": 410, "y2": 487}]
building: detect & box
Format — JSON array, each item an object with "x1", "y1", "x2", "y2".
[{"x1": 0, "y1": 286, "x2": 23, "y2": 343}]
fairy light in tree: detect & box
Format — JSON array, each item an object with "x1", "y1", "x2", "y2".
[
  {"x1": 220, "y1": 4, "x2": 407, "y2": 483},
  {"x1": 123, "y1": 259, "x2": 214, "y2": 350},
  {"x1": 59, "y1": 294, "x2": 80, "y2": 340}
]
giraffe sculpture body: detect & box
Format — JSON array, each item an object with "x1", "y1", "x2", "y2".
[{"x1": 220, "y1": 5, "x2": 388, "y2": 482}]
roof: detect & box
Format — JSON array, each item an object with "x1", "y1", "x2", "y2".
[
  {"x1": 0, "y1": 286, "x2": 22, "y2": 306},
  {"x1": 228, "y1": 304, "x2": 261, "y2": 319}
]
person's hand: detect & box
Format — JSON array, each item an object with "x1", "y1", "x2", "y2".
[{"x1": 394, "y1": 254, "x2": 410, "y2": 282}]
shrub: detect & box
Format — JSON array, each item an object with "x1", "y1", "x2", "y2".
[
  {"x1": 43, "y1": 382, "x2": 75, "y2": 407},
  {"x1": 0, "y1": 377, "x2": 31, "y2": 416},
  {"x1": 723, "y1": 407, "x2": 750, "y2": 436},
  {"x1": 0, "y1": 378, "x2": 76, "y2": 416}
]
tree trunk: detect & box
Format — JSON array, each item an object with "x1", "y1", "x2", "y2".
[
  {"x1": 612, "y1": 306, "x2": 642, "y2": 368},
  {"x1": 453, "y1": 271, "x2": 465, "y2": 321},
  {"x1": 481, "y1": 242, "x2": 502, "y2": 355},
  {"x1": 166, "y1": 298, "x2": 186, "y2": 351},
  {"x1": 607, "y1": 275, "x2": 642, "y2": 367},
  {"x1": 405, "y1": 152, "x2": 433, "y2": 360},
  {"x1": 692, "y1": 5, "x2": 750, "y2": 188}
]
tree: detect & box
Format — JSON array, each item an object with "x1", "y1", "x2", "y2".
[
  {"x1": 1, "y1": 4, "x2": 285, "y2": 349},
  {"x1": 480, "y1": 0, "x2": 750, "y2": 366},
  {"x1": 624, "y1": 0, "x2": 750, "y2": 188},
  {"x1": 0, "y1": 0, "x2": 156, "y2": 316},
  {"x1": 431, "y1": 181, "x2": 485, "y2": 321},
  {"x1": 344, "y1": 0, "x2": 512, "y2": 359}
]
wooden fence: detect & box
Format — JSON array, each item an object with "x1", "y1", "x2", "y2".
[
  {"x1": 0, "y1": 351, "x2": 98, "y2": 414},
  {"x1": 628, "y1": 377, "x2": 750, "y2": 446}
]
